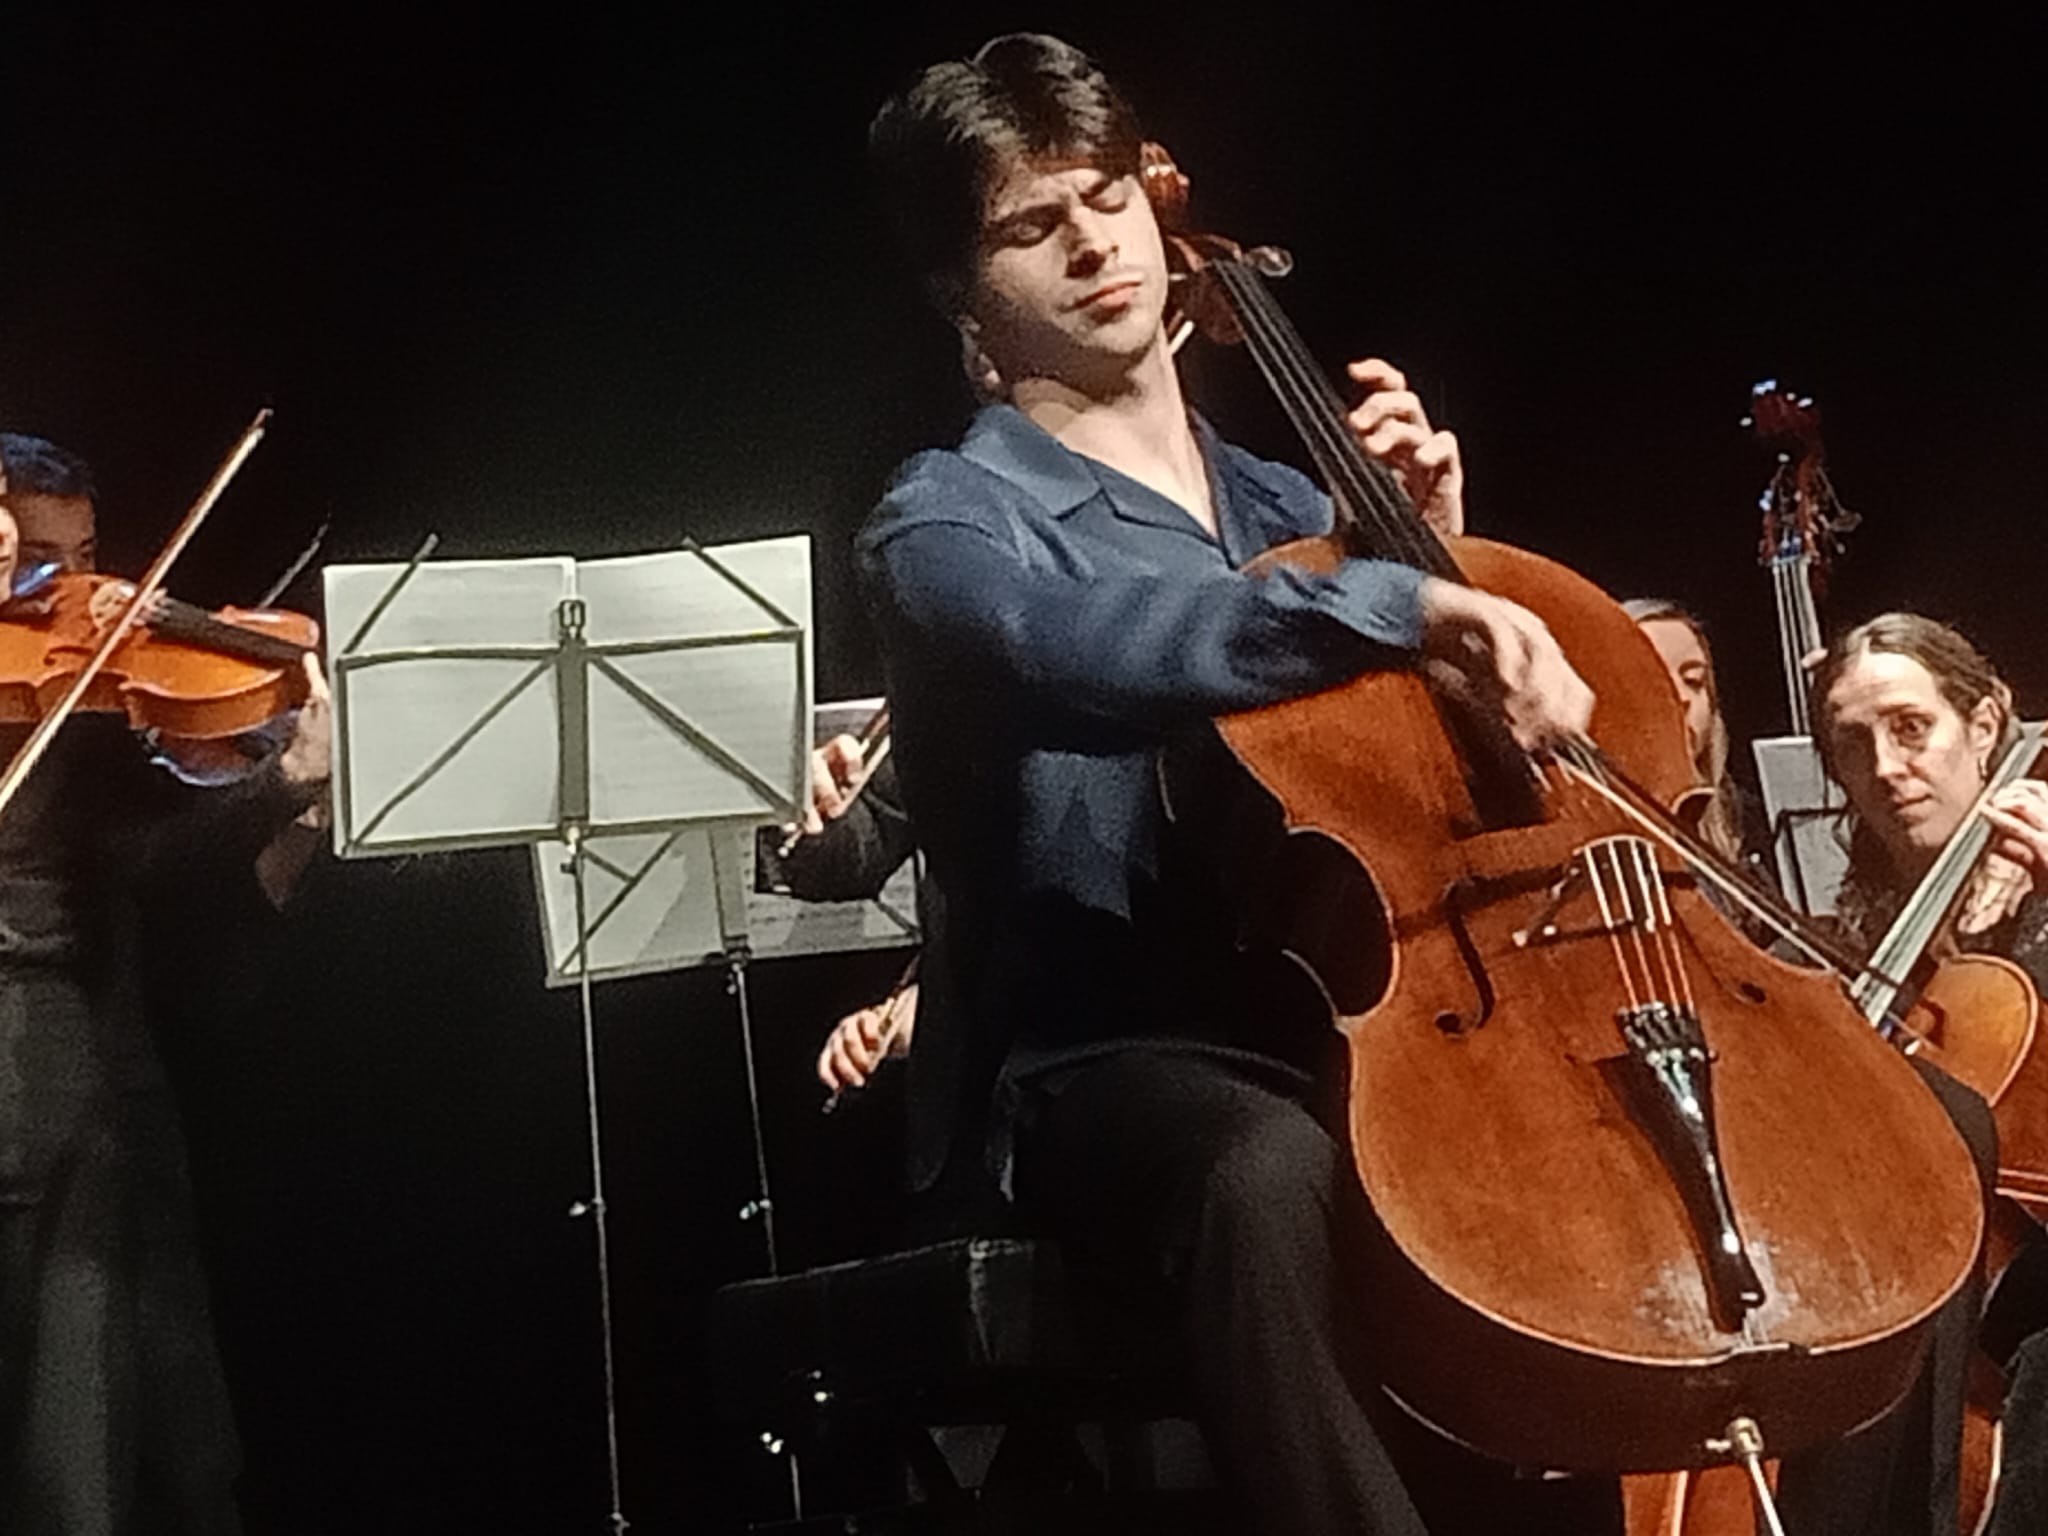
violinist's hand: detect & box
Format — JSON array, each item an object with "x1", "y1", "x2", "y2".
[
  {"x1": 1419, "y1": 579, "x2": 1594, "y2": 752},
  {"x1": 1347, "y1": 358, "x2": 1465, "y2": 537},
  {"x1": 1981, "y1": 780, "x2": 2048, "y2": 886},
  {"x1": 279, "y1": 654, "x2": 333, "y2": 791},
  {"x1": 799, "y1": 733, "x2": 868, "y2": 837},
  {"x1": 816, "y1": 982, "x2": 919, "y2": 1094},
  {"x1": 86, "y1": 579, "x2": 167, "y2": 632}
]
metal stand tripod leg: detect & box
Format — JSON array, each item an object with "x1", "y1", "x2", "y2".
[{"x1": 725, "y1": 942, "x2": 802, "y2": 1519}]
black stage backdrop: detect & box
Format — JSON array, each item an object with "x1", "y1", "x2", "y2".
[{"x1": 4, "y1": 5, "x2": 2046, "y2": 1530}]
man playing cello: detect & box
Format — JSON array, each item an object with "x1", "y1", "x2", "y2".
[{"x1": 856, "y1": 33, "x2": 1596, "y2": 1534}]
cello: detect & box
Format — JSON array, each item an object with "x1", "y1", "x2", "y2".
[{"x1": 1144, "y1": 147, "x2": 1984, "y2": 1482}]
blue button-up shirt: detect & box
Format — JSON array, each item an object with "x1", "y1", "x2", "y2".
[
  {"x1": 858, "y1": 401, "x2": 1431, "y2": 1076},
  {"x1": 859, "y1": 399, "x2": 1425, "y2": 921}
]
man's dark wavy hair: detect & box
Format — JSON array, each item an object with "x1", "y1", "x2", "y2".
[
  {"x1": 0, "y1": 432, "x2": 96, "y2": 502},
  {"x1": 868, "y1": 33, "x2": 1144, "y2": 315}
]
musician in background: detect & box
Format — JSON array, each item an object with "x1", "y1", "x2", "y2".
[
  {"x1": 0, "y1": 433, "x2": 329, "y2": 1535},
  {"x1": 859, "y1": 34, "x2": 1595, "y2": 1535},
  {"x1": 1622, "y1": 599, "x2": 1768, "y2": 869},
  {"x1": 1807, "y1": 612, "x2": 2048, "y2": 1536},
  {"x1": 793, "y1": 738, "x2": 921, "y2": 1100}
]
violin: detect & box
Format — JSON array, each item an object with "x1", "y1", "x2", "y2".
[
  {"x1": 0, "y1": 572, "x2": 318, "y2": 742},
  {"x1": 0, "y1": 409, "x2": 287, "y2": 822},
  {"x1": 1146, "y1": 144, "x2": 1984, "y2": 1476}
]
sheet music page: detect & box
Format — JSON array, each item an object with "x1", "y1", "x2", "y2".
[
  {"x1": 573, "y1": 537, "x2": 812, "y2": 831},
  {"x1": 531, "y1": 696, "x2": 917, "y2": 984},
  {"x1": 326, "y1": 558, "x2": 574, "y2": 854}
]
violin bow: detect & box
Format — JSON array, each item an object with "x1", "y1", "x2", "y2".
[
  {"x1": 777, "y1": 702, "x2": 892, "y2": 858},
  {"x1": 0, "y1": 408, "x2": 273, "y2": 826},
  {"x1": 256, "y1": 514, "x2": 330, "y2": 609}
]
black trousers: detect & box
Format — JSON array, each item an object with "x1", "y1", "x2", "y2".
[
  {"x1": 0, "y1": 965, "x2": 240, "y2": 1536},
  {"x1": 1772, "y1": 1060, "x2": 2000, "y2": 1536},
  {"x1": 1010, "y1": 1045, "x2": 1622, "y2": 1536}
]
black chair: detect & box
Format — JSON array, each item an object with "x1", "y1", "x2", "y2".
[{"x1": 705, "y1": 1235, "x2": 1219, "y2": 1532}]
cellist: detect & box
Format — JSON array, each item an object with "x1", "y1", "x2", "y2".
[
  {"x1": 858, "y1": 33, "x2": 1597, "y2": 1534},
  {"x1": 0, "y1": 432, "x2": 330, "y2": 1535},
  {"x1": 1807, "y1": 613, "x2": 2048, "y2": 1536}
]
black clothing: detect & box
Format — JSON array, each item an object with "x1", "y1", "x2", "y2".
[
  {"x1": 857, "y1": 409, "x2": 1612, "y2": 1535},
  {"x1": 1967, "y1": 894, "x2": 2048, "y2": 1536},
  {"x1": 0, "y1": 716, "x2": 310, "y2": 1535},
  {"x1": 778, "y1": 759, "x2": 998, "y2": 1233}
]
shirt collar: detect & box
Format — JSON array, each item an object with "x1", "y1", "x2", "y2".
[
  {"x1": 957, "y1": 404, "x2": 1104, "y2": 517},
  {"x1": 957, "y1": 402, "x2": 1330, "y2": 562},
  {"x1": 956, "y1": 402, "x2": 1241, "y2": 538}
]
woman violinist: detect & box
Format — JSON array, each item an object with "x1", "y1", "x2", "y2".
[{"x1": 0, "y1": 431, "x2": 330, "y2": 1536}]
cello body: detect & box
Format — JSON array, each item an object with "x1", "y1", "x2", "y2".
[{"x1": 1218, "y1": 534, "x2": 1986, "y2": 1471}]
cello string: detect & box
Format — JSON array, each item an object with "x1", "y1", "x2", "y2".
[
  {"x1": 1558, "y1": 742, "x2": 1890, "y2": 984},
  {"x1": 1622, "y1": 834, "x2": 1685, "y2": 1011},
  {"x1": 1616, "y1": 836, "x2": 1682, "y2": 1012},
  {"x1": 1606, "y1": 840, "x2": 1660, "y2": 1006},
  {"x1": 1212, "y1": 265, "x2": 1384, "y2": 545},
  {"x1": 1561, "y1": 742, "x2": 1721, "y2": 1016},
  {"x1": 1217, "y1": 263, "x2": 1449, "y2": 573},
  {"x1": 1242, "y1": 273, "x2": 1449, "y2": 574},
  {"x1": 1212, "y1": 262, "x2": 1413, "y2": 557},
  {"x1": 1635, "y1": 834, "x2": 1702, "y2": 1020},
  {"x1": 1585, "y1": 838, "x2": 1647, "y2": 1014},
  {"x1": 1211, "y1": 258, "x2": 1750, "y2": 1019}
]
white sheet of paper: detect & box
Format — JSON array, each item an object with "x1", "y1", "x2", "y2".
[
  {"x1": 327, "y1": 559, "x2": 574, "y2": 853},
  {"x1": 327, "y1": 537, "x2": 812, "y2": 857},
  {"x1": 532, "y1": 696, "x2": 917, "y2": 985},
  {"x1": 575, "y1": 539, "x2": 812, "y2": 830}
]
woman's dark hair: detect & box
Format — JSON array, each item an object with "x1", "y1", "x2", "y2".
[
  {"x1": 0, "y1": 432, "x2": 96, "y2": 502},
  {"x1": 1810, "y1": 612, "x2": 2016, "y2": 935},
  {"x1": 868, "y1": 33, "x2": 1144, "y2": 314}
]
